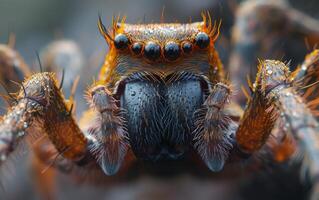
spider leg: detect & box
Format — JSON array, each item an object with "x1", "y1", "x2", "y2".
[
  {"x1": 0, "y1": 72, "x2": 88, "y2": 166},
  {"x1": 193, "y1": 82, "x2": 237, "y2": 172},
  {"x1": 0, "y1": 45, "x2": 58, "y2": 200},
  {"x1": 230, "y1": 0, "x2": 319, "y2": 104},
  {"x1": 235, "y1": 60, "x2": 282, "y2": 154},
  {"x1": 274, "y1": 83, "x2": 319, "y2": 200},
  {"x1": 294, "y1": 49, "x2": 319, "y2": 82},
  {"x1": 0, "y1": 71, "x2": 133, "y2": 178},
  {"x1": 267, "y1": 120, "x2": 297, "y2": 163},
  {"x1": 282, "y1": 51, "x2": 319, "y2": 200},
  {"x1": 0, "y1": 72, "x2": 131, "y2": 190},
  {"x1": 0, "y1": 44, "x2": 31, "y2": 95},
  {"x1": 83, "y1": 84, "x2": 130, "y2": 175},
  {"x1": 31, "y1": 144, "x2": 57, "y2": 200},
  {"x1": 236, "y1": 58, "x2": 319, "y2": 199}
]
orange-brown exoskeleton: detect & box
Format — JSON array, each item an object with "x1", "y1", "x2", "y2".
[{"x1": 1, "y1": 9, "x2": 319, "y2": 200}]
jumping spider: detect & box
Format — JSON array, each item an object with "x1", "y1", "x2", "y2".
[{"x1": 1, "y1": 4, "x2": 319, "y2": 200}]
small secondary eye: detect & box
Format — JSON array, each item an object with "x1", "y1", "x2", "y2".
[
  {"x1": 131, "y1": 42, "x2": 143, "y2": 55},
  {"x1": 114, "y1": 34, "x2": 130, "y2": 50},
  {"x1": 195, "y1": 32, "x2": 210, "y2": 49},
  {"x1": 164, "y1": 41, "x2": 180, "y2": 61},
  {"x1": 144, "y1": 41, "x2": 161, "y2": 61},
  {"x1": 182, "y1": 42, "x2": 193, "y2": 54}
]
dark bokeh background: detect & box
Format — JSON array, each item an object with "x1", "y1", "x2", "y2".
[{"x1": 0, "y1": 0, "x2": 319, "y2": 199}]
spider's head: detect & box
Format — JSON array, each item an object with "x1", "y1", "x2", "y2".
[
  {"x1": 95, "y1": 15, "x2": 224, "y2": 163},
  {"x1": 97, "y1": 14, "x2": 222, "y2": 86}
]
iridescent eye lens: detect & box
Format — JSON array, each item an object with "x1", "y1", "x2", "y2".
[
  {"x1": 144, "y1": 41, "x2": 161, "y2": 61},
  {"x1": 131, "y1": 42, "x2": 143, "y2": 55},
  {"x1": 114, "y1": 34, "x2": 129, "y2": 50},
  {"x1": 182, "y1": 42, "x2": 193, "y2": 54},
  {"x1": 195, "y1": 32, "x2": 210, "y2": 49},
  {"x1": 164, "y1": 42, "x2": 180, "y2": 61}
]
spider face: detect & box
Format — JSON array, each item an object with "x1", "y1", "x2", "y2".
[
  {"x1": 97, "y1": 18, "x2": 222, "y2": 161},
  {"x1": 2, "y1": 3, "x2": 319, "y2": 199},
  {"x1": 120, "y1": 72, "x2": 209, "y2": 161}
]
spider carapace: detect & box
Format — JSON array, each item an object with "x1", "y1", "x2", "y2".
[
  {"x1": 92, "y1": 14, "x2": 291, "y2": 173},
  {"x1": 1, "y1": 13, "x2": 319, "y2": 198},
  {"x1": 95, "y1": 15, "x2": 234, "y2": 173}
]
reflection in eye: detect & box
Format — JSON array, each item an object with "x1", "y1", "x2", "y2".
[
  {"x1": 114, "y1": 34, "x2": 130, "y2": 50},
  {"x1": 195, "y1": 32, "x2": 210, "y2": 49},
  {"x1": 164, "y1": 41, "x2": 180, "y2": 61},
  {"x1": 131, "y1": 42, "x2": 143, "y2": 55},
  {"x1": 144, "y1": 41, "x2": 161, "y2": 61},
  {"x1": 182, "y1": 41, "x2": 193, "y2": 54}
]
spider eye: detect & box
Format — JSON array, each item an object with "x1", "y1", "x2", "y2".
[
  {"x1": 114, "y1": 34, "x2": 129, "y2": 50},
  {"x1": 164, "y1": 41, "x2": 180, "y2": 61},
  {"x1": 131, "y1": 42, "x2": 143, "y2": 55},
  {"x1": 195, "y1": 32, "x2": 210, "y2": 49},
  {"x1": 144, "y1": 41, "x2": 161, "y2": 61},
  {"x1": 182, "y1": 42, "x2": 193, "y2": 54}
]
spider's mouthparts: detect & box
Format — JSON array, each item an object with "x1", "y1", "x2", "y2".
[
  {"x1": 87, "y1": 84, "x2": 129, "y2": 175},
  {"x1": 119, "y1": 71, "x2": 209, "y2": 162},
  {"x1": 89, "y1": 132, "x2": 128, "y2": 175}
]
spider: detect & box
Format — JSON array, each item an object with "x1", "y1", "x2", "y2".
[{"x1": 1, "y1": 1, "x2": 319, "y2": 200}]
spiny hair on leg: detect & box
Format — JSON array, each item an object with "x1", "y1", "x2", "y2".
[
  {"x1": 193, "y1": 112, "x2": 236, "y2": 172},
  {"x1": 193, "y1": 82, "x2": 237, "y2": 172},
  {"x1": 86, "y1": 84, "x2": 129, "y2": 175}
]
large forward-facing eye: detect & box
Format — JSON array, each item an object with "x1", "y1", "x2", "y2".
[
  {"x1": 195, "y1": 32, "x2": 210, "y2": 49},
  {"x1": 164, "y1": 41, "x2": 180, "y2": 61},
  {"x1": 144, "y1": 41, "x2": 161, "y2": 61},
  {"x1": 114, "y1": 34, "x2": 130, "y2": 50}
]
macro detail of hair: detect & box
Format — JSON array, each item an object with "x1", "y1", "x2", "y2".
[{"x1": 1, "y1": 0, "x2": 319, "y2": 200}]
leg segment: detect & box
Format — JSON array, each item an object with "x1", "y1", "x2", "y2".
[
  {"x1": 85, "y1": 84, "x2": 129, "y2": 175},
  {"x1": 31, "y1": 148, "x2": 56, "y2": 200},
  {"x1": 0, "y1": 46, "x2": 58, "y2": 199},
  {"x1": 0, "y1": 71, "x2": 133, "y2": 176},
  {"x1": 0, "y1": 44, "x2": 31, "y2": 95},
  {"x1": 274, "y1": 85, "x2": 319, "y2": 200},
  {"x1": 268, "y1": 120, "x2": 297, "y2": 163},
  {"x1": 236, "y1": 58, "x2": 319, "y2": 199},
  {"x1": 293, "y1": 50, "x2": 319, "y2": 115},
  {"x1": 0, "y1": 72, "x2": 87, "y2": 165},
  {"x1": 294, "y1": 49, "x2": 319, "y2": 82},
  {"x1": 235, "y1": 60, "x2": 283, "y2": 153},
  {"x1": 230, "y1": 0, "x2": 319, "y2": 104},
  {"x1": 279, "y1": 52, "x2": 319, "y2": 199},
  {"x1": 193, "y1": 82, "x2": 237, "y2": 172}
]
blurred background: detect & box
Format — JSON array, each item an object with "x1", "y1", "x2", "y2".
[{"x1": 0, "y1": 0, "x2": 319, "y2": 199}]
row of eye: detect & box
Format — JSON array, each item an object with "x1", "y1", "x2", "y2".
[{"x1": 113, "y1": 32, "x2": 210, "y2": 61}]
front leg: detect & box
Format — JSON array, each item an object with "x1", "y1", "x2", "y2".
[
  {"x1": 193, "y1": 82, "x2": 237, "y2": 172},
  {"x1": 0, "y1": 72, "x2": 87, "y2": 165},
  {"x1": 0, "y1": 72, "x2": 132, "y2": 177},
  {"x1": 235, "y1": 60, "x2": 281, "y2": 154},
  {"x1": 236, "y1": 58, "x2": 319, "y2": 199},
  {"x1": 230, "y1": 0, "x2": 319, "y2": 104},
  {"x1": 85, "y1": 84, "x2": 129, "y2": 175},
  {"x1": 275, "y1": 85, "x2": 319, "y2": 200}
]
